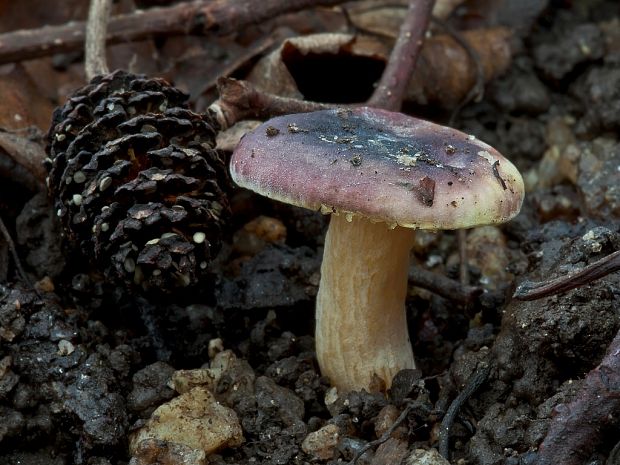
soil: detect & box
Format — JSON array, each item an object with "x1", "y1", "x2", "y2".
[{"x1": 1, "y1": 1, "x2": 619, "y2": 465}]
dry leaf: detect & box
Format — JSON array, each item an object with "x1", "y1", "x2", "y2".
[
  {"x1": 406, "y1": 27, "x2": 513, "y2": 108},
  {"x1": 247, "y1": 33, "x2": 389, "y2": 103},
  {"x1": 0, "y1": 64, "x2": 55, "y2": 132},
  {"x1": 347, "y1": 0, "x2": 466, "y2": 38},
  {"x1": 247, "y1": 28, "x2": 513, "y2": 109}
]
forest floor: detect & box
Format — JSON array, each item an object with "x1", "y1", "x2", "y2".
[{"x1": 0, "y1": 1, "x2": 619, "y2": 464}]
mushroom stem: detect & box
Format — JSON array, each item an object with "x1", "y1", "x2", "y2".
[{"x1": 316, "y1": 214, "x2": 416, "y2": 392}]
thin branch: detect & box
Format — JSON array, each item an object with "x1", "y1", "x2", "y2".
[
  {"x1": 211, "y1": 0, "x2": 437, "y2": 126},
  {"x1": 513, "y1": 249, "x2": 620, "y2": 301},
  {"x1": 368, "y1": 0, "x2": 436, "y2": 111},
  {"x1": 85, "y1": 0, "x2": 112, "y2": 80},
  {"x1": 348, "y1": 402, "x2": 415, "y2": 465},
  {"x1": 0, "y1": 0, "x2": 352, "y2": 65},
  {"x1": 0, "y1": 128, "x2": 48, "y2": 185},
  {"x1": 211, "y1": 78, "x2": 336, "y2": 129},
  {"x1": 438, "y1": 360, "x2": 491, "y2": 459},
  {"x1": 0, "y1": 215, "x2": 34, "y2": 289},
  {"x1": 409, "y1": 265, "x2": 482, "y2": 305}
]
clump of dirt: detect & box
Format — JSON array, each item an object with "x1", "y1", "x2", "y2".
[{"x1": 0, "y1": 284, "x2": 138, "y2": 463}]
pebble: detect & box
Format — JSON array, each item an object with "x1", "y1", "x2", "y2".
[
  {"x1": 406, "y1": 448, "x2": 450, "y2": 465},
  {"x1": 34, "y1": 276, "x2": 55, "y2": 293},
  {"x1": 374, "y1": 404, "x2": 404, "y2": 439},
  {"x1": 301, "y1": 424, "x2": 339, "y2": 460},
  {"x1": 129, "y1": 386, "x2": 244, "y2": 456},
  {"x1": 169, "y1": 368, "x2": 217, "y2": 395},
  {"x1": 129, "y1": 438, "x2": 206, "y2": 465},
  {"x1": 169, "y1": 350, "x2": 238, "y2": 395},
  {"x1": 57, "y1": 340, "x2": 75, "y2": 356},
  {"x1": 232, "y1": 215, "x2": 287, "y2": 255}
]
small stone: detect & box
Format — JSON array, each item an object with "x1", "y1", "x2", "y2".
[
  {"x1": 302, "y1": 424, "x2": 339, "y2": 460},
  {"x1": 406, "y1": 448, "x2": 450, "y2": 465},
  {"x1": 101, "y1": 222, "x2": 109, "y2": 232},
  {"x1": 208, "y1": 338, "x2": 224, "y2": 359},
  {"x1": 245, "y1": 216, "x2": 286, "y2": 243},
  {"x1": 57, "y1": 339, "x2": 75, "y2": 356},
  {"x1": 232, "y1": 215, "x2": 287, "y2": 255},
  {"x1": 129, "y1": 386, "x2": 244, "y2": 455},
  {"x1": 130, "y1": 438, "x2": 206, "y2": 465},
  {"x1": 72, "y1": 194, "x2": 83, "y2": 206},
  {"x1": 374, "y1": 404, "x2": 404, "y2": 439},
  {"x1": 169, "y1": 369, "x2": 217, "y2": 395},
  {"x1": 127, "y1": 362, "x2": 176, "y2": 413},
  {"x1": 0, "y1": 356, "x2": 12, "y2": 378},
  {"x1": 35, "y1": 276, "x2": 55, "y2": 293},
  {"x1": 324, "y1": 387, "x2": 339, "y2": 411}
]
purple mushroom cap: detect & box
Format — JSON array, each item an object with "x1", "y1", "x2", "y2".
[{"x1": 230, "y1": 107, "x2": 524, "y2": 230}]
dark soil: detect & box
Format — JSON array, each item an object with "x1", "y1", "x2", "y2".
[{"x1": 1, "y1": 1, "x2": 620, "y2": 465}]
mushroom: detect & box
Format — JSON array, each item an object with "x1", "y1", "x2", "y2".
[{"x1": 230, "y1": 107, "x2": 524, "y2": 392}]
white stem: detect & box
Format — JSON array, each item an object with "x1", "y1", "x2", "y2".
[{"x1": 316, "y1": 214, "x2": 416, "y2": 392}]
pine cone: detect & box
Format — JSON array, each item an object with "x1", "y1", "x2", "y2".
[{"x1": 46, "y1": 70, "x2": 230, "y2": 293}]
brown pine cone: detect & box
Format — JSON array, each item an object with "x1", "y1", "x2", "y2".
[{"x1": 46, "y1": 70, "x2": 230, "y2": 293}]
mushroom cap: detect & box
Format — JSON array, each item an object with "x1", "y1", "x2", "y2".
[{"x1": 230, "y1": 107, "x2": 524, "y2": 230}]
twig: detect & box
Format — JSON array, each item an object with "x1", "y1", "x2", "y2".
[
  {"x1": 0, "y1": 150, "x2": 40, "y2": 192},
  {"x1": 194, "y1": 29, "x2": 288, "y2": 99},
  {"x1": 85, "y1": 0, "x2": 112, "y2": 80},
  {"x1": 368, "y1": 0, "x2": 436, "y2": 111},
  {"x1": 211, "y1": 78, "x2": 335, "y2": 129},
  {"x1": 513, "y1": 249, "x2": 620, "y2": 301},
  {"x1": 212, "y1": 0, "x2": 438, "y2": 127},
  {"x1": 0, "y1": 215, "x2": 33, "y2": 289},
  {"x1": 0, "y1": 0, "x2": 352, "y2": 65},
  {"x1": 348, "y1": 402, "x2": 415, "y2": 465},
  {"x1": 0, "y1": 128, "x2": 48, "y2": 185},
  {"x1": 438, "y1": 360, "x2": 491, "y2": 459},
  {"x1": 534, "y1": 329, "x2": 620, "y2": 465},
  {"x1": 408, "y1": 265, "x2": 482, "y2": 305}
]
